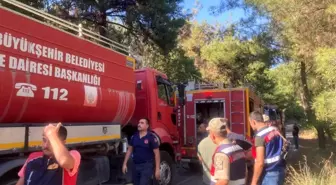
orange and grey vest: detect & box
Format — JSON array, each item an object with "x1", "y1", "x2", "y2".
[{"x1": 209, "y1": 143, "x2": 246, "y2": 185}]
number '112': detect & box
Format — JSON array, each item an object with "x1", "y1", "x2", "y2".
[{"x1": 42, "y1": 87, "x2": 68, "y2": 101}]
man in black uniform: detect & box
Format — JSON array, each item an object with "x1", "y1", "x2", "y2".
[
  {"x1": 293, "y1": 124, "x2": 300, "y2": 150},
  {"x1": 197, "y1": 123, "x2": 208, "y2": 144},
  {"x1": 122, "y1": 118, "x2": 160, "y2": 185}
]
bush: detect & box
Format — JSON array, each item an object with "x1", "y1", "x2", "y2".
[{"x1": 286, "y1": 154, "x2": 336, "y2": 185}]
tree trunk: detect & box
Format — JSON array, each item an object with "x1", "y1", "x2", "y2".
[
  {"x1": 299, "y1": 61, "x2": 326, "y2": 149},
  {"x1": 315, "y1": 125, "x2": 326, "y2": 148},
  {"x1": 325, "y1": 126, "x2": 334, "y2": 144}
]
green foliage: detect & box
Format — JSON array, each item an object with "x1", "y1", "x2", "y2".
[
  {"x1": 179, "y1": 21, "x2": 278, "y2": 98},
  {"x1": 47, "y1": 0, "x2": 186, "y2": 53},
  {"x1": 268, "y1": 63, "x2": 298, "y2": 102},
  {"x1": 179, "y1": 21, "x2": 220, "y2": 58},
  {"x1": 266, "y1": 62, "x2": 306, "y2": 122},
  {"x1": 315, "y1": 48, "x2": 336, "y2": 89},
  {"x1": 142, "y1": 47, "x2": 201, "y2": 84},
  {"x1": 245, "y1": 62, "x2": 274, "y2": 99},
  {"x1": 124, "y1": 0, "x2": 186, "y2": 53},
  {"x1": 200, "y1": 35, "x2": 275, "y2": 93},
  {"x1": 285, "y1": 103, "x2": 306, "y2": 124},
  {"x1": 200, "y1": 36, "x2": 243, "y2": 85},
  {"x1": 313, "y1": 91, "x2": 336, "y2": 123}
]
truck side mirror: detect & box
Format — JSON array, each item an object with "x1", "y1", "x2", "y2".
[{"x1": 177, "y1": 83, "x2": 186, "y2": 105}]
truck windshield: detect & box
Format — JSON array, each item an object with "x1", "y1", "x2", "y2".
[{"x1": 157, "y1": 81, "x2": 174, "y2": 106}]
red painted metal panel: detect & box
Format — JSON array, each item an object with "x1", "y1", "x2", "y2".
[
  {"x1": 0, "y1": 8, "x2": 135, "y2": 125},
  {"x1": 129, "y1": 70, "x2": 149, "y2": 126},
  {"x1": 177, "y1": 104, "x2": 185, "y2": 145},
  {"x1": 185, "y1": 94, "x2": 195, "y2": 146},
  {"x1": 230, "y1": 90, "x2": 245, "y2": 135}
]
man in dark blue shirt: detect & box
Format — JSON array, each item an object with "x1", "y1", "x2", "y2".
[
  {"x1": 249, "y1": 111, "x2": 285, "y2": 185},
  {"x1": 122, "y1": 118, "x2": 160, "y2": 185}
]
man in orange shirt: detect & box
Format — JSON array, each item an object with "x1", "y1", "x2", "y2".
[{"x1": 16, "y1": 123, "x2": 81, "y2": 185}]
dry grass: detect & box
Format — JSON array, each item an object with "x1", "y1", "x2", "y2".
[
  {"x1": 299, "y1": 129, "x2": 317, "y2": 139},
  {"x1": 286, "y1": 154, "x2": 336, "y2": 185},
  {"x1": 285, "y1": 128, "x2": 336, "y2": 185}
]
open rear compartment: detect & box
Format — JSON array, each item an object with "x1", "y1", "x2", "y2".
[{"x1": 195, "y1": 100, "x2": 225, "y2": 141}]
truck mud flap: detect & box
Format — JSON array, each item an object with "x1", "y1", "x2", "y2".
[{"x1": 77, "y1": 156, "x2": 110, "y2": 185}]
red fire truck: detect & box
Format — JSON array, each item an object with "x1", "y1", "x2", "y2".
[
  {"x1": 0, "y1": 1, "x2": 182, "y2": 184},
  {"x1": 178, "y1": 82, "x2": 264, "y2": 167}
]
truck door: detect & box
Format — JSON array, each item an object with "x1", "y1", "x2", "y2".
[{"x1": 156, "y1": 76, "x2": 178, "y2": 138}]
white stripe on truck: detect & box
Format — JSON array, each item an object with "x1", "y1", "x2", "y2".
[{"x1": 0, "y1": 124, "x2": 121, "y2": 151}]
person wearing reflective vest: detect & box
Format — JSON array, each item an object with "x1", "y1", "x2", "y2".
[
  {"x1": 207, "y1": 117, "x2": 247, "y2": 185},
  {"x1": 249, "y1": 111, "x2": 285, "y2": 185},
  {"x1": 244, "y1": 135, "x2": 255, "y2": 185}
]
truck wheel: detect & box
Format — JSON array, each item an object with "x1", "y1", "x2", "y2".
[{"x1": 158, "y1": 151, "x2": 173, "y2": 185}]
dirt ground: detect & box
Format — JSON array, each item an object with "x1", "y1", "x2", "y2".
[{"x1": 286, "y1": 128, "x2": 336, "y2": 172}]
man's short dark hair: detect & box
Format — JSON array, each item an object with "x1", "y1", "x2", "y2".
[
  {"x1": 250, "y1": 111, "x2": 264, "y2": 122},
  {"x1": 219, "y1": 125, "x2": 228, "y2": 137},
  {"x1": 58, "y1": 126, "x2": 67, "y2": 140},
  {"x1": 142, "y1": 118, "x2": 150, "y2": 125},
  {"x1": 224, "y1": 118, "x2": 231, "y2": 128}
]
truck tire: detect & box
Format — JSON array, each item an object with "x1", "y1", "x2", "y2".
[{"x1": 157, "y1": 151, "x2": 174, "y2": 185}]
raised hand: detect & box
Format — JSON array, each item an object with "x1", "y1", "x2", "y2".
[{"x1": 44, "y1": 122, "x2": 62, "y2": 138}]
